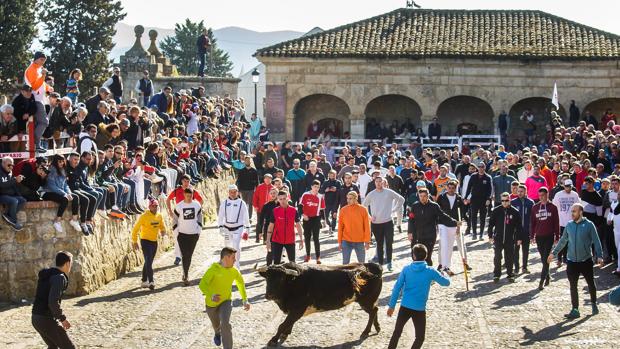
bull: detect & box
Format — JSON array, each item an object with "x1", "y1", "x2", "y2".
[{"x1": 256, "y1": 262, "x2": 382, "y2": 347}]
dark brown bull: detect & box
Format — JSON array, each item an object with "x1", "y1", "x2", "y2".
[{"x1": 256, "y1": 262, "x2": 382, "y2": 347}]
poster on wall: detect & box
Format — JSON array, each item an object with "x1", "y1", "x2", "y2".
[{"x1": 265, "y1": 85, "x2": 286, "y2": 134}]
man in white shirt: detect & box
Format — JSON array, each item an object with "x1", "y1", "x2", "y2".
[
  {"x1": 218, "y1": 185, "x2": 250, "y2": 269},
  {"x1": 552, "y1": 179, "x2": 581, "y2": 267},
  {"x1": 174, "y1": 188, "x2": 203, "y2": 286},
  {"x1": 357, "y1": 164, "x2": 372, "y2": 201}
]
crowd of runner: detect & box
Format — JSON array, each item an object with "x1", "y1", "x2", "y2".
[{"x1": 17, "y1": 49, "x2": 620, "y2": 349}]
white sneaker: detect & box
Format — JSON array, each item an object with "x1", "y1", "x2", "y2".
[
  {"x1": 69, "y1": 220, "x2": 82, "y2": 232},
  {"x1": 141, "y1": 281, "x2": 149, "y2": 288},
  {"x1": 53, "y1": 221, "x2": 63, "y2": 233}
]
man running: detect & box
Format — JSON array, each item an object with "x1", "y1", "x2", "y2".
[
  {"x1": 266, "y1": 191, "x2": 304, "y2": 264},
  {"x1": 199, "y1": 247, "x2": 250, "y2": 349},
  {"x1": 549, "y1": 203, "x2": 603, "y2": 318},
  {"x1": 218, "y1": 185, "x2": 250, "y2": 269},
  {"x1": 363, "y1": 176, "x2": 405, "y2": 272},
  {"x1": 173, "y1": 188, "x2": 203, "y2": 286},
  {"x1": 32, "y1": 251, "x2": 75, "y2": 349},
  {"x1": 530, "y1": 187, "x2": 559, "y2": 290},
  {"x1": 488, "y1": 192, "x2": 523, "y2": 283},
  {"x1": 299, "y1": 180, "x2": 325, "y2": 263},
  {"x1": 131, "y1": 199, "x2": 166, "y2": 290}
]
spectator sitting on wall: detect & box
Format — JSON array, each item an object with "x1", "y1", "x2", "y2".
[
  {"x1": 0, "y1": 156, "x2": 27, "y2": 231},
  {"x1": 0, "y1": 104, "x2": 19, "y2": 152}
]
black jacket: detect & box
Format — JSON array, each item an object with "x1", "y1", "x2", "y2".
[
  {"x1": 337, "y1": 184, "x2": 361, "y2": 208},
  {"x1": 408, "y1": 200, "x2": 457, "y2": 241},
  {"x1": 436, "y1": 192, "x2": 466, "y2": 221},
  {"x1": 488, "y1": 205, "x2": 523, "y2": 244},
  {"x1": 465, "y1": 173, "x2": 493, "y2": 202},
  {"x1": 386, "y1": 174, "x2": 404, "y2": 195},
  {"x1": 11, "y1": 93, "x2": 37, "y2": 132},
  {"x1": 320, "y1": 179, "x2": 341, "y2": 206},
  {"x1": 85, "y1": 94, "x2": 104, "y2": 115},
  {"x1": 237, "y1": 167, "x2": 259, "y2": 191},
  {"x1": 304, "y1": 170, "x2": 325, "y2": 191},
  {"x1": 32, "y1": 268, "x2": 68, "y2": 321},
  {"x1": 0, "y1": 167, "x2": 19, "y2": 196}
]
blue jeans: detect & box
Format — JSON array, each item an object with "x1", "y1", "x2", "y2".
[
  {"x1": 0, "y1": 194, "x2": 27, "y2": 223},
  {"x1": 342, "y1": 241, "x2": 366, "y2": 264}
]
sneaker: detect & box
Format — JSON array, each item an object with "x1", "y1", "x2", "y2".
[
  {"x1": 109, "y1": 208, "x2": 126, "y2": 220},
  {"x1": 141, "y1": 281, "x2": 149, "y2": 288},
  {"x1": 80, "y1": 223, "x2": 90, "y2": 236},
  {"x1": 213, "y1": 333, "x2": 222, "y2": 346},
  {"x1": 174, "y1": 257, "x2": 181, "y2": 266},
  {"x1": 493, "y1": 276, "x2": 500, "y2": 283},
  {"x1": 148, "y1": 282, "x2": 155, "y2": 291},
  {"x1": 522, "y1": 268, "x2": 530, "y2": 274},
  {"x1": 69, "y1": 220, "x2": 82, "y2": 232},
  {"x1": 387, "y1": 263, "x2": 393, "y2": 272},
  {"x1": 436, "y1": 264, "x2": 443, "y2": 271},
  {"x1": 592, "y1": 304, "x2": 599, "y2": 315},
  {"x1": 443, "y1": 268, "x2": 455, "y2": 276},
  {"x1": 538, "y1": 280, "x2": 545, "y2": 291},
  {"x1": 303, "y1": 255, "x2": 310, "y2": 263},
  {"x1": 86, "y1": 223, "x2": 94, "y2": 235},
  {"x1": 564, "y1": 308, "x2": 580, "y2": 319},
  {"x1": 316, "y1": 258, "x2": 321, "y2": 265},
  {"x1": 545, "y1": 275, "x2": 550, "y2": 286},
  {"x1": 13, "y1": 222, "x2": 23, "y2": 231},
  {"x1": 182, "y1": 275, "x2": 189, "y2": 286},
  {"x1": 507, "y1": 275, "x2": 515, "y2": 283},
  {"x1": 53, "y1": 221, "x2": 63, "y2": 233}
]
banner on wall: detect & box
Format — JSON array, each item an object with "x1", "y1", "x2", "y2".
[{"x1": 265, "y1": 85, "x2": 286, "y2": 134}]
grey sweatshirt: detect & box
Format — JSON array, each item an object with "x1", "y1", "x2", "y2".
[{"x1": 363, "y1": 188, "x2": 405, "y2": 224}]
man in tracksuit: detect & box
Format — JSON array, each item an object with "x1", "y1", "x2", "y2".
[
  {"x1": 549, "y1": 203, "x2": 603, "y2": 319},
  {"x1": 408, "y1": 187, "x2": 459, "y2": 266},
  {"x1": 320, "y1": 170, "x2": 341, "y2": 236},
  {"x1": 511, "y1": 184, "x2": 534, "y2": 274},
  {"x1": 32, "y1": 251, "x2": 75, "y2": 349},
  {"x1": 465, "y1": 162, "x2": 493, "y2": 240},
  {"x1": 488, "y1": 192, "x2": 523, "y2": 283}
]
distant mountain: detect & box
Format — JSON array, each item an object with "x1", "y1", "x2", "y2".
[{"x1": 112, "y1": 22, "x2": 303, "y2": 76}]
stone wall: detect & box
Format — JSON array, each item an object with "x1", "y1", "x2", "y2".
[
  {"x1": 258, "y1": 57, "x2": 620, "y2": 140},
  {"x1": 0, "y1": 171, "x2": 234, "y2": 302}
]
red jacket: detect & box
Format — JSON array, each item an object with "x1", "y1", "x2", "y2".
[
  {"x1": 540, "y1": 166, "x2": 556, "y2": 189},
  {"x1": 253, "y1": 183, "x2": 274, "y2": 212}
]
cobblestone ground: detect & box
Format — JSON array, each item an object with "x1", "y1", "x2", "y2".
[{"x1": 1, "y1": 219, "x2": 619, "y2": 349}]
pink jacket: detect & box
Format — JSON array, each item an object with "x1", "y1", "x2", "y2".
[{"x1": 525, "y1": 175, "x2": 547, "y2": 201}]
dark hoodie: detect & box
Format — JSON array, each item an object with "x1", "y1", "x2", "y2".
[{"x1": 32, "y1": 268, "x2": 68, "y2": 321}]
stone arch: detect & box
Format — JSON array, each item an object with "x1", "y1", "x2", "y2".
[
  {"x1": 364, "y1": 94, "x2": 423, "y2": 136},
  {"x1": 435, "y1": 96, "x2": 494, "y2": 135},
  {"x1": 293, "y1": 94, "x2": 351, "y2": 140},
  {"x1": 509, "y1": 97, "x2": 566, "y2": 142},
  {"x1": 583, "y1": 98, "x2": 620, "y2": 120}
]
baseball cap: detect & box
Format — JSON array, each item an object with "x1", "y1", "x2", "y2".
[
  {"x1": 563, "y1": 179, "x2": 573, "y2": 186},
  {"x1": 228, "y1": 184, "x2": 238, "y2": 191},
  {"x1": 148, "y1": 199, "x2": 159, "y2": 207},
  {"x1": 416, "y1": 180, "x2": 426, "y2": 187}
]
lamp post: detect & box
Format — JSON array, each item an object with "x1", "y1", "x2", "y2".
[{"x1": 251, "y1": 68, "x2": 260, "y2": 116}]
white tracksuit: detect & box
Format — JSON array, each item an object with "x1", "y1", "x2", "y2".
[{"x1": 218, "y1": 197, "x2": 250, "y2": 268}]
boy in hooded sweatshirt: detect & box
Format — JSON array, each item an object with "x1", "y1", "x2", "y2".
[{"x1": 387, "y1": 244, "x2": 450, "y2": 349}]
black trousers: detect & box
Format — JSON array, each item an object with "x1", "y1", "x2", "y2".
[
  {"x1": 303, "y1": 216, "x2": 321, "y2": 258},
  {"x1": 558, "y1": 227, "x2": 568, "y2": 262},
  {"x1": 141, "y1": 239, "x2": 158, "y2": 283},
  {"x1": 536, "y1": 235, "x2": 554, "y2": 283},
  {"x1": 325, "y1": 204, "x2": 338, "y2": 231},
  {"x1": 372, "y1": 221, "x2": 394, "y2": 265},
  {"x1": 41, "y1": 192, "x2": 79, "y2": 218},
  {"x1": 567, "y1": 259, "x2": 597, "y2": 309},
  {"x1": 387, "y1": 306, "x2": 426, "y2": 349},
  {"x1": 32, "y1": 314, "x2": 75, "y2": 349},
  {"x1": 72, "y1": 189, "x2": 97, "y2": 222},
  {"x1": 177, "y1": 233, "x2": 200, "y2": 278},
  {"x1": 469, "y1": 200, "x2": 487, "y2": 237},
  {"x1": 272, "y1": 242, "x2": 295, "y2": 264},
  {"x1": 256, "y1": 211, "x2": 264, "y2": 241},
  {"x1": 493, "y1": 240, "x2": 515, "y2": 277},
  {"x1": 412, "y1": 236, "x2": 437, "y2": 266},
  {"x1": 514, "y1": 237, "x2": 530, "y2": 270}
]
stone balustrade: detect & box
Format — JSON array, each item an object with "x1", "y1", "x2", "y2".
[{"x1": 0, "y1": 171, "x2": 234, "y2": 302}]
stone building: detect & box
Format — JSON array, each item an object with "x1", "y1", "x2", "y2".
[
  {"x1": 120, "y1": 25, "x2": 239, "y2": 103},
  {"x1": 255, "y1": 8, "x2": 620, "y2": 142}
]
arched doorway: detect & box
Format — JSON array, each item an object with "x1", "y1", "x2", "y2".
[
  {"x1": 293, "y1": 94, "x2": 350, "y2": 140},
  {"x1": 364, "y1": 95, "x2": 422, "y2": 137},
  {"x1": 509, "y1": 97, "x2": 566, "y2": 142},
  {"x1": 583, "y1": 98, "x2": 620, "y2": 121},
  {"x1": 435, "y1": 96, "x2": 494, "y2": 135}
]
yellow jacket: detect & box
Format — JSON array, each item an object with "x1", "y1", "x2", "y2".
[
  {"x1": 131, "y1": 210, "x2": 165, "y2": 242},
  {"x1": 338, "y1": 203, "x2": 371, "y2": 244}
]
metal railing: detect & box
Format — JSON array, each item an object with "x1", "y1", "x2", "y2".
[{"x1": 293, "y1": 134, "x2": 501, "y2": 151}]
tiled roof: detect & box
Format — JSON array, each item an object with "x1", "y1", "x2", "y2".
[{"x1": 255, "y1": 9, "x2": 620, "y2": 60}]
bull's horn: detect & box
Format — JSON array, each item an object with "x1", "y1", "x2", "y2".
[
  {"x1": 284, "y1": 269, "x2": 300, "y2": 277},
  {"x1": 254, "y1": 264, "x2": 268, "y2": 273}
]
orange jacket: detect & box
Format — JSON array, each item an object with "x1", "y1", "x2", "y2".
[
  {"x1": 24, "y1": 62, "x2": 50, "y2": 103},
  {"x1": 338, "y1": 203, "x2": 371, "y2": 244}
]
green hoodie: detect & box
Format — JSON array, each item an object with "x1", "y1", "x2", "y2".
[
  {"x1": 199, "y1": 262, "x2": 247, "y2": 307},
  {"x1": 552, "y1": 217, "x2": 602, "y2": 262}
]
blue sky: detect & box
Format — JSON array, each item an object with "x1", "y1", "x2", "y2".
[{"x1": 121, "y1": 0, "x2": 620, "y2": 34}]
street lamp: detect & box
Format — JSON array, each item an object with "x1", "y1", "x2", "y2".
[{"x1": 251, "y1": 68, "x2": 260, "y2": 116}]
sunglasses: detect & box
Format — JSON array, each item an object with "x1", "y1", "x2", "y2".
[{"x1": 501, "y1": 199, "x2": 510, "y2": 202}]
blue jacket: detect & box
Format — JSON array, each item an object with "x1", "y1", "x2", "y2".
[
  {"x1": 147, "y1": 92, "x2": 168, "y2": 113},
  {"x1": 41, "y1": 167, "x2": 70, "y2": 196},
  {"x1": 552, "y1": 217, "x2": 603, "y2": 262},
  {"x1": 511, "y1": 197, "x2": 534, "y2": 239},
  {"x1": 388, "y1": 261, "x2": 450, "y2": 311}
]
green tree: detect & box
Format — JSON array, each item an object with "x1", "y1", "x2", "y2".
[
  {"x1": 39, "y1": 0, "x2": 125, "y2": 97},
  {"x1": 160, "y1": 19, "x2": 233, "y2": 77},
  {"x1": 0, "y1": 1, "x2": 38, "y2": 93}
]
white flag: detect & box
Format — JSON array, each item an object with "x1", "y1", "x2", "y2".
[{"x1": 551, "y1": 82, "x2": 559, "y2": 110}]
